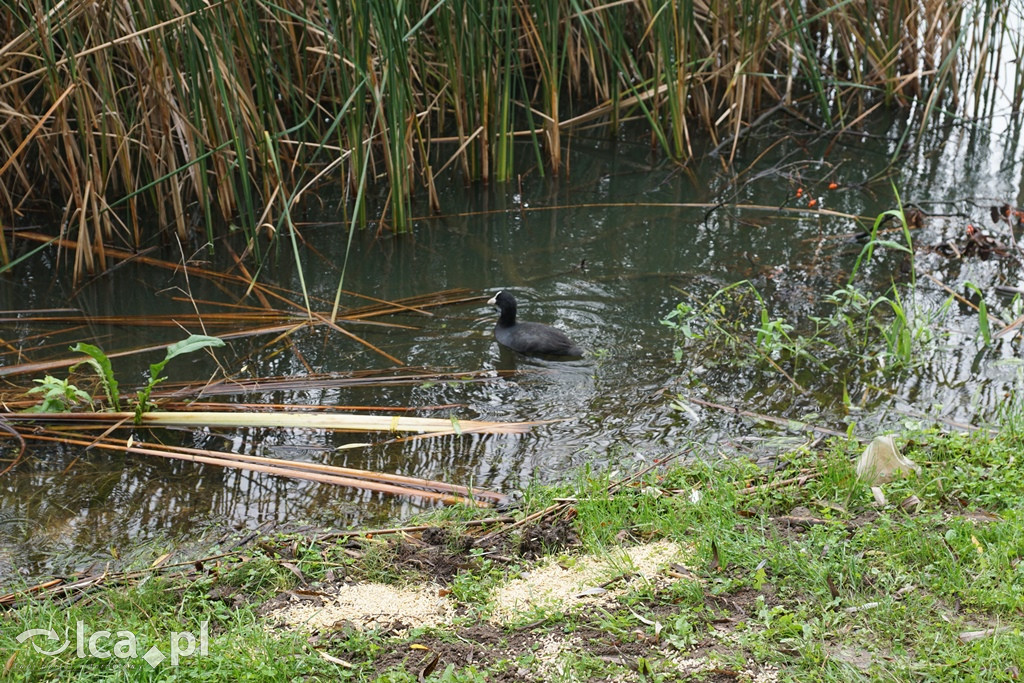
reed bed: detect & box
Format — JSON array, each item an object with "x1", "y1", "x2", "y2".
[{"x1": 0, "y1": 0, "x2": 1015, "y2": 280}]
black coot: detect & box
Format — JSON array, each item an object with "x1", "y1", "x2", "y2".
[{"x1": 487, "y1": 291, "x2": 583, "y2": 357}]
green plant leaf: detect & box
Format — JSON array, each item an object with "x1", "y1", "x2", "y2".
[
  {"x1": 964, "y1": 282, "x2": 992, "y2": 345},
  {"x1": 70, "y1": 342, "x2": 120, "y2": 410},
  {"x1": 164, "y1": 334, "x2": 227, "y2": 362},
  {"x1": 135, "y1": 335, "x2": 225, "y2": 423},
  {"x1": 871, "y1": 239, "x2": 913, "y2": 254}
]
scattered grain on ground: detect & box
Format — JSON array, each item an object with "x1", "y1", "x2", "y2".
[
  {"x1": 265, "y1": 582, "x2": 454, "y2": 633},
  {"x1": 489, "y1": 539, "x2": 691, "y2": 623}
]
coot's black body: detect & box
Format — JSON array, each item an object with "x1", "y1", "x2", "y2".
[{"x1": 487, "y1": 291, "x2": 582, "y2": 358}]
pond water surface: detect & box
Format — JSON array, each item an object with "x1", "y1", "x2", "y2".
[{"x1": 2, "y1": 108, "x2": 1023, "y2": 586}]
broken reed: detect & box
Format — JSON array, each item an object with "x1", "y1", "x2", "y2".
[{"x1": 0, "y1": 0, "x2": 1013, "y2": 269}]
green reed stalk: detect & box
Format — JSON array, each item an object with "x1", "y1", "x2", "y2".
[
  {"x1": 324, "y1": 0, "x2": 369, "y2": 229},
  {"x1": 516, "y1": 0, "x2": 566, "y2": 173},
  {"x1": 494, "y1": 2, "x2": 517, "y2": 183},
  {"x1": 369, "y1": 0, "x2": 419, "y2": 231},
  {"x1": 646, "y1": 0, "x2": 695, "y2": 159},
  {"x1": 433, "y1": 0, "x2": 495, "y2": 182},
  {"x1": 784, "y1": 0, "x2": 834, "y2": 126},
  {"x1": 572, "y1": 1, "x2": 672, "y2": 155}
]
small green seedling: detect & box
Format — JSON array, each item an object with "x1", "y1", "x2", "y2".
[{"x1": 24, "y1": 375, "x2": 93, "y2": 413}]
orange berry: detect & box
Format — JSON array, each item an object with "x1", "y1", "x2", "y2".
[
  {"x1": 808, "y1": 198, "x2": 817, "y2": 207},
  {"x1": 828, "y1": 182, "x2": 838, "y2": 190},
  {"x1": 796, "y1": 188, "x2": 804, "y2": 198}
]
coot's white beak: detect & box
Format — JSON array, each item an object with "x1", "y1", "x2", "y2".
[{"x1": 486, "y1": 293, "x2": 499, "y2": 305}]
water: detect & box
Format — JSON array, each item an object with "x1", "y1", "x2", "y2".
[{"x1": 2, "y1": 109, "x2": 1024, "y2": 586}]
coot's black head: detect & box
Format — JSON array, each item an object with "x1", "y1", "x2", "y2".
[{"x1": 487, "y1": 290, "x2": 517, "y2": 326}]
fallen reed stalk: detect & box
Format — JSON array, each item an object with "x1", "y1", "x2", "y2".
[
  {"x1": 4, "y1": 410, "x2": 534, "y2": 435},
  {"x1": 19, "y1": 430, "x2": 506, "y2": 507},
  {"x1": 0, "y1": 282, "x2": 481, "y2": 375}
]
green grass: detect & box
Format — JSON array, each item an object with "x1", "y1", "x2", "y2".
[
  {"x1": 5, "y1": 417, "x2": 1024, "y2": 681},
  {"x1": 4, "y1": 575, "x2": 337, "y2": 681}
]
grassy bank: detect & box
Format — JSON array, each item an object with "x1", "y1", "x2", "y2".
[
  {"x1": 4, "y1": 414, "x2": 1024, "y2": 681},
  {"x1": 1, "y1": 0, "x2": 1018, "y2": 279}
]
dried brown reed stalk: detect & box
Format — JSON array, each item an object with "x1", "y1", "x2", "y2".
[
  {"x1": 0, "y1": 236, "x2": 480, "y2": 368},
  {"x1": 18, "y1": 429, "x2": 508, "y2": 507}
]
